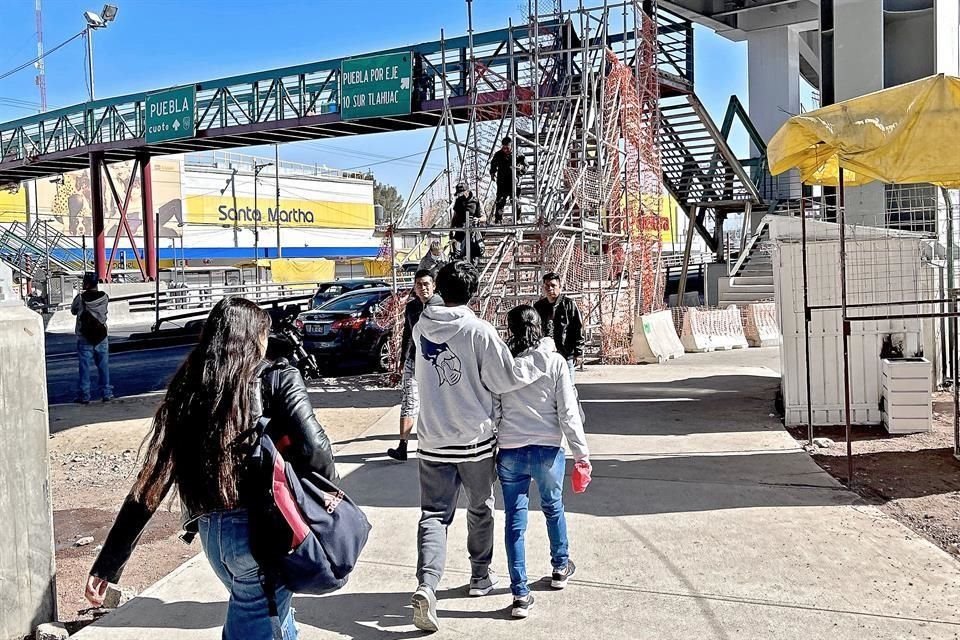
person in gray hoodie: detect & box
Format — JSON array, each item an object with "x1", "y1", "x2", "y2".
[
  {"x1": 406, "y1": 260, "x2": 544, "y2": 633},
  {"x1": 495, "y1": 305, "x2": 589, "y2": 618},
  {"x1": 70, "y1": 272, "x2": 114, "y2": 404}
]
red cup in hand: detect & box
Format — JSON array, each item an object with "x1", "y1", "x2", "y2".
[{"x1": 572, "y1": 459, "x2": 592, "y2": 493}]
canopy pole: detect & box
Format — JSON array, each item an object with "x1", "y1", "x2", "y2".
[
  {"x1": 838, "y1": 168, "x2": 854, "y2": 485},
  {"x1": 800, "y1": 194, "x2": 814, "y2": 446}
]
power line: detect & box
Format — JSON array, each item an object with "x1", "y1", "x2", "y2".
[{"x1": 0, "y1": 30, "x2": 83, "y2": 84}]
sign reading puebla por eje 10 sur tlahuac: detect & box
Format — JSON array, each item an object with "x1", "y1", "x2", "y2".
[
  {"x1": 340, "y1": 52, "x2": 412, "y2": 121},
  {"x1": 145, "y1": 85, "x2": 196, "y2": 144}
]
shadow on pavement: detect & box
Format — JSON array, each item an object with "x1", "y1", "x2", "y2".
[
  {"x1": 336, "y1": 450, "x2": 852, "y2": 517},
  {"x1": 578, "y1": 375, "x2": 780, "y2": 436}
]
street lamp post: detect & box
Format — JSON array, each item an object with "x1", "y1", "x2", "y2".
[
  {"x1": 253, "y1": 161, "x2": 273, "y2": 286},
  {"x1": 82, "y1": 5, "x2": 118, "y2": 102}
]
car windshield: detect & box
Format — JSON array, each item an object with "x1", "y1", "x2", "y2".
[{"x1": 320, "y1": 292, "x2": 383, "y2": 312}]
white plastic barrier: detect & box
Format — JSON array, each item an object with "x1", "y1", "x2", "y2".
[
  {"x1": 632, "y1": 309, "x2": 684, "y2": 364},
  {"x1": 744, "y1": 302, "x2": 780, "y2": 348},
  {"x1": 680, "y1": 306, "x2": 749, "y2": 353}
]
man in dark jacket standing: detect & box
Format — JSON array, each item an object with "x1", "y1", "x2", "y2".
[
  {"x1": 389, "y1": 268, "x2": 443, "y2": 461},
  {"x1": 71, "y1": 272, "x2": 114, "y2": 404},
  {"x1": 450, "y1": 183, "x2": 483, "y2": 264},
  {"x1": 534, "y1": 272, "x2": 584, "y2": 380},
  {"x1": 489, "y1": 136, "x2": 527, "y2": 224}
]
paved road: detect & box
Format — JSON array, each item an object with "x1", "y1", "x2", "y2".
[{"x1": 46, "y1": 345, "x2": 192, "y2": 405}]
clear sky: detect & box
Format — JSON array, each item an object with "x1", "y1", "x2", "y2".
[{"x1": 0, "y1": 0, "x2": 749, "y2": 196}]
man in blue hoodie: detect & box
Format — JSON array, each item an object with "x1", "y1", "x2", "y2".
[{"x1": 406, "y1": 260, "x2": 544, "y2": 633}]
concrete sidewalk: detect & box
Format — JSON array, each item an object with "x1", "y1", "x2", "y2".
[{"x1": 74, "y1": 349, "x2": 960, "y2": 639}]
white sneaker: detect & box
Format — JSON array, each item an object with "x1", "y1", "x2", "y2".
[
  {"x1": 468, "y1": 570, "x2": 499, "y2": 596},
  {"x1": 411, "y1": 585, "x2": 439, "y2": 632}
]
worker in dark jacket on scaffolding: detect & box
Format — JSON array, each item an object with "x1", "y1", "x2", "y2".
[
  {"x1": 450, "y1": 182, "x2": 484, "y2": 264},
  {"x1": 490, "y1": 136, "x2": 527, "y2": 224}
]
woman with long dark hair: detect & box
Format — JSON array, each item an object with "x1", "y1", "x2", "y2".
[
  {"x1": 84, "y1": 297, "x2": 337, "y2": 639},
  {"x1": 496, "y1": 304, "x2": 590, "y2": 619}
]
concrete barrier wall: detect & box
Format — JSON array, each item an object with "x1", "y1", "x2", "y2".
[
  {"x1": 632, "y1": 309, "x2": 685, "y2": 364},
  {"x1": 0, "y1": 305, "x2": 56, "y2": 638},
  {"x1": 745, "y1": 302, "x2": 781, "y2": 348},
  {"x1": 680, "y1": 306, "x2": 749, "y2": 353}
]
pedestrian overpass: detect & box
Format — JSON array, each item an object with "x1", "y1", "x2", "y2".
[{"x1": 0, "y1": 7, "x2": 701, "y2": 282}]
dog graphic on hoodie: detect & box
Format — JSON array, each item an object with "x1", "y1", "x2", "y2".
[{"x1": 419, "y1": 335, "x2": 463, "y2": 386}]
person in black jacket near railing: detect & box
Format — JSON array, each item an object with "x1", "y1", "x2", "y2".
[
  {"x1": 534, "y1": 272, "x2": 585, "y2": 381},
  {"x1": 84, "y1": 297, "x2": 336, "y2": 640},
  {"x1": 389, "y1": 268, "x2": 443, "y2": 461}
]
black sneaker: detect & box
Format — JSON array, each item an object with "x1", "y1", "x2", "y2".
[
  {"x1": 75, "y1": 397, "x2": 90, "y2": 405},
  {"x1": 551, "y1": 560, "x2": 576, "y2": 589},
  {"x1": 511, "y1": 593, "x2": 534, "y2": 618},
  {"x1": 387, "y1": 446, "x2": 408, "y2": 462}
]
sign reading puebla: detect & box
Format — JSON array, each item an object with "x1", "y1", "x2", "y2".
[
  {"x1": 145, "y1": 86, "x2": 196, "y2": 144},
  {"x1": 340, "y1": 52, "x2": 412, "y2": 121}
]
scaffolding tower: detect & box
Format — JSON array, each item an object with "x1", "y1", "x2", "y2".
[{"x1": 377, "y1": 0, "x2": 677, "y2": 369}]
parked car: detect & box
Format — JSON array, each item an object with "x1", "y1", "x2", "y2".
[
  {"x1": 309, "y1": 279, "x2": 387, "y2": 309},
  {"x1": 298, "y1": 287, "x2": 397, "y2": 371}
]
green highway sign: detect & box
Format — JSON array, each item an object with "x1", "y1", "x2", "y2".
[
  {"x1": 145, "y1": 86, "x2": 196, "y2": 144},
  {"x1": 340, "y1": 52, "x2": 412, "y2": 121}
]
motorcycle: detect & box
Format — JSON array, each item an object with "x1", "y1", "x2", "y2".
[{"x1": 267, "y1": 305, "x2": 321, "y2": 380}]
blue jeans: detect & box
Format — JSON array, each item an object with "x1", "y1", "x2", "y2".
[
  {"x1": 198, "y1": 510, "x2": 298, "y2": 640},
  {"x1": 567, "y1": 358, "x2": 576, "y2": 382},
  {"x1": 77, "y1": 337, "x2": 113, "y2": 401},
  {"x1": 497, "y1": 445, "x2": 569, "y2": 597}
]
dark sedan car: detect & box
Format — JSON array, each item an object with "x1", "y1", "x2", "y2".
[
  {"x1": 298, "y1": 287, "x2": 396, "y2": 371},
  {"x1": 309, "y1": 279, "x2": 388, "y2": 310}
]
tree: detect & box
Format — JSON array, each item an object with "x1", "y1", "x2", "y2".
[{"x1": 373, "y1": 180, "x2": 405, "y2": 225}]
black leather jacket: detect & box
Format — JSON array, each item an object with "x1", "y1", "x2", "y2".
[
  {"x1": 90, "y1": 359, "x2": 336, "y2": 583},
  {"x1": 534, "y1": 295, "x2": 585, "y2": 359}
]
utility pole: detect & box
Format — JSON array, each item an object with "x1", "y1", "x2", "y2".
[
  {"x1": 275, "y1": 144, "x2": 282, "y2": 258},
  {"x1": 82, "y1": 5, "x2": 118, "y2": 101},
  {"x1": 253, "y1": 160, "x2": 273, "y2": 285}
]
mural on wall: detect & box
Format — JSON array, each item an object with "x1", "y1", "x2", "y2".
[{"x1": 35, "y1": 159, "x2": 184, "y2": 238}]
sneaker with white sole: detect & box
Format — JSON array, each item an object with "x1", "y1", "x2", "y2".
[
  {"x1": 411, "y1": 585, "x2": 439, "y2": 632},
  {"x1": 511, "y1": 593, "x2": 535, "y2": 618},
  {"x1": 468, "y1": 571, "x2": 499, "y2": 596},
  {"x1": 551, "y1": 560, "x2": 576, "y2": 589}
]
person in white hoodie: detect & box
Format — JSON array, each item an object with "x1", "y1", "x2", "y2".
[
  {"x1": 406, "y1": 260, "x2": 545, "y2": 633},
  {"x1": 496, "y1": 304, "x2": 590, "y2": 619}
]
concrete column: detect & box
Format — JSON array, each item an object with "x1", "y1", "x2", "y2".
[
  {"x1": 0, "y1": 299, "x2": 56, "y2": 638},
  {"x1": 833, "y1": 0, "x2": 885, "y2": 226},
  {"x1": 747, "y1": 26, "x2": 801, "y2": 203},
  {"x1": 747, "y1": 26, "x2": 801, "y2": 149},
  {"x1": 935, "y1": 0, "x2": 959, "y2": 76}
]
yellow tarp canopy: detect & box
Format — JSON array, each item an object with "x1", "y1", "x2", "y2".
[
  {"x1": 768, "y1": 74, "x2": 960, "y2": 187},
  {"x1": 262, "y1": 258, "x2": 335, "y2": 283}
]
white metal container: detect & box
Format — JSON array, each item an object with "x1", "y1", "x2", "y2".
[
  {"x1": 881, "y1": 357, "x2": 933, "y2": 434},
  {"x1": 770, "y1": 217, "x2": 936, "y2": 426}
]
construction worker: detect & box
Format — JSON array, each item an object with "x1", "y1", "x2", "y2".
[
  {"x1": 450, "y1": 183, "x2": 483, "y2": 264},
  {"x1": 490, "y1": 136, "x2": 527, "y2": 224}
]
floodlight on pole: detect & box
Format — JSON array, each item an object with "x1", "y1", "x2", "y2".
[
  {"x1": 83, "y1": 4, "x2": 118, "y2": 102},
  {"x1": 100, "y1": 4, "x2": 118, "y2": 22}
]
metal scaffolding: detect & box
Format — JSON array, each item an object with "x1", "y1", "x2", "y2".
[{"x1": 377, "y1": 0, "x2": 677, "y2": 370}]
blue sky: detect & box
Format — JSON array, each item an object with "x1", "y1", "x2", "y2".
[{"x1": 0, "y1": 0, "x2": 748, "y2": 195}]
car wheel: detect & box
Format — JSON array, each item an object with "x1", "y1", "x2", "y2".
[{"x1": 376, "y1": 336, "x2": 392, "y2": 372}]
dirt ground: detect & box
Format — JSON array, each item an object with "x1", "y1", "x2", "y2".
[
  {"x1": 787, "y1": 391, "x2": 960, "y2": 558},
  {"x1": 48, "y1": 375, "x2": 399, "y2": 628}
]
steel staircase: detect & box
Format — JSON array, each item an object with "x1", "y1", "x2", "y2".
[
  {"x1": 658, "y1": 92, "x2": 761, "y2": 255},
  {"x1": 0, "y1": 220, "x2": 87, "y2": 277}
]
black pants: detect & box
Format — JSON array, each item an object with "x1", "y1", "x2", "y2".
[
  {"x1": 494, "y1": 185, "x2": 519, "y2": 223},
  {"x1": 451, "y1": 232, "x2": 484, "y2": 264}
]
